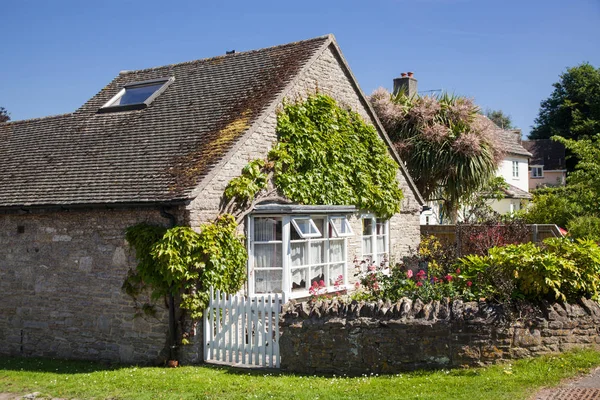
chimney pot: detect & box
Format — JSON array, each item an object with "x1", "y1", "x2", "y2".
[{"x1": 393, "y1": 72, "x2": 418, "y2": 97}]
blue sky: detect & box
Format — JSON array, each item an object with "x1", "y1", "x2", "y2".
[{"x1": 1, "y1": 0, "x2": 599, "y2": 137}]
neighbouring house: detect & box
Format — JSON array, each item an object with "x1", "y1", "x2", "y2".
[
  {"x1": 0, "y1": 34, "x2": 423, "y2": 364},
  {"x1": 489, "y1": 128, "x2": 533, "y2": 215},
  {"x1": 522, "y1": 139, "x2": 567, "y2": 190}
]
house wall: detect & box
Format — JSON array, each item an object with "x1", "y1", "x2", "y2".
[
  {"x1": 529, "y1": 170, "x2": 566, "y2": 190},
  {"x1": 497, "y1": 156, "x2": 529, "y2": 192},
  {"x1": 490, "y1": 198, "x2": 523, "y2": 215},
  {"x1": 0, "y1": 208, "x2": 174, "y2": 364},
  {"x1": 186, "y1": 43, "x2": 421, "y2": 291}
]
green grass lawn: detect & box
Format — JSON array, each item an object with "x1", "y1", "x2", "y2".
[{"x1": 1, "y1": 350, "x2": 600, "y2": 400}]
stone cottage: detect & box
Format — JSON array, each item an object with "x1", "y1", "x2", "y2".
[{"x1": 0, "y1": 34, "x2": 423, "y2": 364}]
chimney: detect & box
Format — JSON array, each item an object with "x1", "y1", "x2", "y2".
[{"x1": 393, "y1": 72, "x2": 418, "y2": 97}]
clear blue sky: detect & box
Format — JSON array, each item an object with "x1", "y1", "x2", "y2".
[{"x1": 2, "y1": 0, "x2": 599, "y2": 137}]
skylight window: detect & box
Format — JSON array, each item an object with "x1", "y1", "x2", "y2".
[{"x1": 98, "y1": 77, "x2": 174, "y2": 113}]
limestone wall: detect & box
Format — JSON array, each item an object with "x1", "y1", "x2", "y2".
[
  {"x1": 0, "y1": 207, "x2": 174, "y2": 364},
  {"x1": 280, "y1": 298, "x2": 600, "y2": 375}
]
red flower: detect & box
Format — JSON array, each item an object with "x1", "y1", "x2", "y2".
[
  {"x1": 445, "y1": 274, "x2": 453, "y2": 282},
  {"x1": 416, "y1": 270, "x2": 426, "y2": 280},
  {"x1": 456, "y1": 268, "x2": 461, "y2": 274},
  {"x1": 432, "y1": 276, "x2": 438, "y2": 283},
  {"x1": 467, "y1": 281, "x2": 472, "y2": 287},
  {"x1": 319, "y1": 280, "x2": 325, "y2": 287},
  {"x1": 416, "y1": 281, "x2": 423, "y2": 287}
]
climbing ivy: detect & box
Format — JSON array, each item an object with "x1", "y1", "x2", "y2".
[
  {"x1": 123, "y1": 214, "x2": 247, "y2": 320},
  {"x1": 223, "y1": 159, "x2": 268, "y2": 204},
  {"x1": 268, "y1": 94, "x2": 403, "y2": 218}
]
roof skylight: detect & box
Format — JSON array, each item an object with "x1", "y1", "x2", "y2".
[{"x1": 98, "y1": 77, "x2": 174, "y2": 113}]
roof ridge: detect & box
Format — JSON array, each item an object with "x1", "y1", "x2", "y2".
[
  {"x1": 118, "y1": 34, "x2": 333, "y2": 76},
  {"x1": 1, "y1": 112, "x2": 73, "y2": 126}
]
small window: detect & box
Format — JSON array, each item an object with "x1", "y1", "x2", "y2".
[
  {"x1": 291, "y1": 217, "x2": 322, "y2": 239},
  {"x1": 99, "y1": 77, "x2": 173, "y2": 113},
  {"x1": 329, "y1": 216, "x2": 353, "y2": 237},
  {"x1": 512, "y1": 161, "x2": 519, "y2": 178},
  {"x1": 531, "y1": 166, "x2": 543, "y2": 178}
]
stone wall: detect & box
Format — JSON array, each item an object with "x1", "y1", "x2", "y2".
[
  {"x1": 280, "y1": 298, "x2": 600, "y2": 375},
  {"x1": 0, "y1": 207, "x2": 175, "y2": 364}
]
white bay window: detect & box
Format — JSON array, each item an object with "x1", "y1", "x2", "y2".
[{"x1": 249, "y1": 206, "x2": 354, "y2": 298}]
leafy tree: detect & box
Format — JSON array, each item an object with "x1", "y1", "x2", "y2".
[
  {"x1": 370, "y1": 89, "x2": 503, "y2": 221},
  {"x1": 529, "y1": 63, "x2": 600, "y2": 142},
  {"x1": 0, "y1": 107, "x2": 9, "y2": 123},
  {"x1": 484, "y1": 109, "x2": 513, "y2": 129}
]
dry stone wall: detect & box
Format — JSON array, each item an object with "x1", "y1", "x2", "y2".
[
  {"x1": 280, "y1": 298, "x2": 600, "y2": 375},
  {"x1": 0, "y1": 207, "x2": 175, "y2": 364}
]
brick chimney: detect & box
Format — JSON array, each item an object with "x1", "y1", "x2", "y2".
[{"x1": 393, "y1": 72, "x2": 418, "y2": 97}]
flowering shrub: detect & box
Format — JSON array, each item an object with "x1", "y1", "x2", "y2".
[{"x1": 309, "y1": 275, "x2": 347, "y2": 303}]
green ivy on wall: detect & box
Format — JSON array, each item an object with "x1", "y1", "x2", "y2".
[
  {"x1": 123, "y1": 214, "x2": 247, "y2": 321},
  {"x1": 226, "y1": 93, "x2": 404, "y2": 219}
]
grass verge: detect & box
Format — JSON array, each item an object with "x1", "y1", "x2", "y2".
[{"x1": 1, "y1": 350, "x2": 600, "y2": 399}]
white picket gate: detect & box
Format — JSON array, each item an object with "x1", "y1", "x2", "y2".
[{"x1": 203, "y1": 288, "x2": 285, "y2": 368}]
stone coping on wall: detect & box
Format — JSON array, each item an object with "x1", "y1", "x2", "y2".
[{"x1": 279, "y1": 298, "x2": 600, "y2": 375}]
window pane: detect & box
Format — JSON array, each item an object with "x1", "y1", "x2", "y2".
[
  {"x1": 313, "y1": 218, "x2": 325, "y2": 237},
  {"x1": 377, "y1": 236, "x2": 386, "y2": 253},
  {"x1": 116, "y1": 83, "x2": 165, "y2": 105},
  {"x1": 362, "y1": 237, "x2": 372, "y2": 256},
  {"x1": 255, "y1": 270, "x2": 282, "y2": 294},
  {"x1": 291, "y1": 268, "x2": 307, "y2": 292},
  {"x1": 254, "y1": 243, "x2": 282, "y2": 269},
  {"x1": 310, "y1": 241, "x2": 324, "y2": 265},
  {"x1": 254, "y1": 218, "x2": 282, "y2": 242},
  {"x1": 290, "y1": 242, "x2": 306, "y2": 267},
  {"x1": 310, "y1": 266, "x2": 325, "y2": 287},
  {"x1": 291, "y1": 217, "x2": 321, "y2": 238},
  {"x1": 329, "y1": 264, "x2": 345, "y2": 286},
  {"x1": 376, "y1": 219, "x2": 386, "y2": 235},
  {"x1": 329, "y1": 239, "x2": 344, "y2": 262},
  {"x1": 362, "y1": 218, "x2": 373, "y2": 236},
  {"x1": 330, "y1": 216, "x2": 353, "y2": 237}
]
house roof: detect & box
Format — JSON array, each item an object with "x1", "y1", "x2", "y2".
[
  {"x1": 495, "y1": 127, "x2": 532, "y2": 157},
  {"x1": 0, "y1": 34, "x2": 425, "y2": 209},
  {"x1": 522, "y1": 139, "x2": 566, "y2": 170},
  {"x1": 502, "y1": 183, "x2": 533, "y2": 200},
  {"x1": 0, "y1": 36, "x2": 330, "y2": 208}
]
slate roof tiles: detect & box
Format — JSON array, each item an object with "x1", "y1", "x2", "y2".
[{"x1": 0, "y1": 35, "x2": 329, "y2": 207}]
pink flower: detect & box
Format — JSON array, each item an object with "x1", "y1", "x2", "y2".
[
  {"x1": 467, "y1": 281, "x2": 472, "y2": 287},
  {"x1": 355, "y1": 281, "x2": 361, "y2": 288},
  {"x1": 319, "y1": 280, "x2": 325, "y2": 287},
  {"x1": 445, "y1": 274, "x2": 453, "y2": 282},
  {"x1": 373, "y1": 283, "x2": 380, "y2": 291},
  {"x1": 368, "y1": 264, "x2": 376, "y2": 272},
  {"x1": 406, "y1": 270, "x2": 413, "y2": 278},
  {"x1": 416, "y1": 281, "x2": 423, "y2": 287}
]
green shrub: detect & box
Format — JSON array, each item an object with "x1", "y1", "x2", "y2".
[
  {"x1": 567, "y1": 215, "x2": 600, "y2": 241},
  {"x1": 455, "y1": 238, "x2": 600, "y2": 302}
]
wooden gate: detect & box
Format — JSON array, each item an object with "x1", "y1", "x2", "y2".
[{"x1": 203, "y1": 288, "x2": 284, "y2": 368}]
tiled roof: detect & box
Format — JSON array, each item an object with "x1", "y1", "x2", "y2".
[
  {"x1": 495, "y1": 127, "x2": 532, "y2": 157},
  {"x1": 522, "y1": 139, "x2": 566, "y2": 170},
  {"x1": 502, "y1": 183, "x2": 533, "y2": 199},
  {"x1": 0, "y1": 36, "x2": 330, "y2": 207}
]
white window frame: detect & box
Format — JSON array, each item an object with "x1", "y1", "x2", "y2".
[
  {"x1": 361, "y1": 215, "x2": 390, "y2": 269},
  {"x1": 99, "y1": 77, "x2": 174, "y2": 113},
  {"x1": 531, "y1": 165, "x2": 544, "y2": 178},
  {"x1": 248, "y1": 214, "x2": 351, "y2": 299},
  {"x1": 329, "y1": 216, "x2": 354, "y2": 238},
  {"x1": 512, "y1": 161, "x2": 519, "y2": 178},
  {"x1": 290, "y1": 216, "x2": 322, "y2": 239}
]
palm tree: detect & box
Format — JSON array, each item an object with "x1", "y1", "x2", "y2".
[{"x1": 370, "y1": 89, "x2": 503, "y2": 222}]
